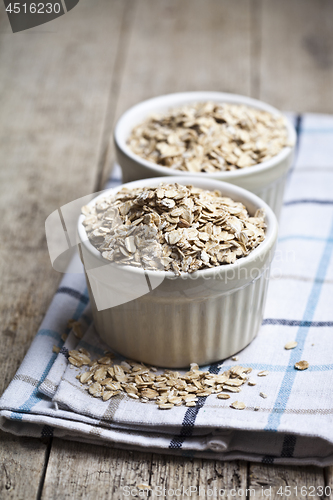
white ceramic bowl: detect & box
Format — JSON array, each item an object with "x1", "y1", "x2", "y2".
[
  {"x1": 114, "y1": 92, "x2": 296, "y2": 219},
  {"x1": 77, "y1": 176, "x2": 278, "y2": 368}
]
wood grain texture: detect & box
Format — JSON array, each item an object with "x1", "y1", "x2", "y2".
[
  {"x1": 0, "y1": 431, "x2": 49, "y2": 500},
  {"x1": 93, "y1": 0, "x2": 137, "y2": 191},
  {"x1": 324, "y1": 467, "x2": 333, "y2": 499},
  {"x1": 0, "y1": 0, "x2": 125, "y2": 396},
  {"x1": 259, "y1": 0, "x2": 333, "y2": 112},
  {"x1": 99, "y1": 0, "x2": 253, "y2": 185},
  {"x1": 115, "y1": 0, "x2": 252, "y2": 112},
  {"x1": 249, "y1": 463, "x2": 326, "y2": 499},
  {"x1": 41, "y1": 440, "x2": 153, "y2": 500},
  {"x1": 249, "y1": 0, "x2": 262, "y2": 99},
  {"x1": 0, "y1": 1, "x2": 126, "y2": 498},
  {"x1": 41, "y1": 440, "x2": 248, "y2": 500},
  {"x1": 149, "y1": 455, "x2": 247, "y2": 499}
]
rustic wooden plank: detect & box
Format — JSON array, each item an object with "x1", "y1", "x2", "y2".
[
  {"x1": 99, "y1": 0, "x2": 253, "y2": 185},
  {"x1": 0, "y1": 1, "x2": 127, "y2": 499},
  {"x1": 130, "y1": 0, "x2": 251, "y2": 97},
  {"x1": 249, "y1": 0, "x2": 262, "y2": 99},
  {"x1": 249, "y1": 463, "x2": 326, "y2": 499},
  {"x1": 324, "y1": 467, "x2": 333, "y2": 499},
  {"x1": 117, "y1": 0, "x2": 252, "y2": 108},
  {"x1": 0, "y1": 431, "x2": 49, "y2": 500},
  {"x1": 41, "y1": 439, "x2": 153, "y2": 499},
  {"x1": 150, "y1": 455, "x2": 247, "y2": 499},
  {"x1": 0, "y1": 0, "x2": 126, "y2": 397},
  {"x1": 42, "y1": 440, "x2": 248, "y2": 500},
  {"x1": 93, "y1": 1, "x2": 137, "y2": 191},
  {"x1": 259, "y1": 0, "x2": 333, "y2": 112}
]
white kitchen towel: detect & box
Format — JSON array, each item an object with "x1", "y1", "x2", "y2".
[
  {"x1": 1, "y1": 113, "x2": 333, "y2": 466},
  {"x1": 38, "y1": 306, "x2": 92, "y2": 399}
]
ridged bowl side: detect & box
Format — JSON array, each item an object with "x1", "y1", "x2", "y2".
[
  {"x1": 88, "y1": 268, "x2": 270, "y2": 368},
  {"x1": 254, "y1": 175, "x2": 288, "y2": 221}
]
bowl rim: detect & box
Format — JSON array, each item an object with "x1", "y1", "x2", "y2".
[
  {"x1": 114, "y1": 91, "x2": 297, "y2": 179},
  {"x1": 77, "y1": 176, "x2": 278, "y2": 280}
]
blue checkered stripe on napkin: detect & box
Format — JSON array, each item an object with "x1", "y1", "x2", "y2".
[{"x1": 167, "y1": 113, "x2": 333, "y2": 463}]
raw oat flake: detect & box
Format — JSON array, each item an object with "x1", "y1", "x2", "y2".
[
  {"x1": 128, "y1": 102, "x2": 293, "y2": 173},
  {"x1": 69, "y1": 350, "x2": 254, "y2": 410},
  {"x1": 82, "y1": 183, "x2": 266, "y2": 275}
]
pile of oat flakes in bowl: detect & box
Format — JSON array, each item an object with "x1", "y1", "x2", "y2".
[
  {"x1": 127, "y1": 102, "x2": 292, "y2": 173},
  {"x1": 82, "y1": 182, "x2": 266, "y2": 275}
]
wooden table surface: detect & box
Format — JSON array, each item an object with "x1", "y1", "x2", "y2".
[{"x1": 1, "y1": 1, "x2": 333, "y2": 498}]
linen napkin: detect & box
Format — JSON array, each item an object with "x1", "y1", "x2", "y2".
[{"x1": 1, "y1": 113, "x2": 333, "y2": 466}]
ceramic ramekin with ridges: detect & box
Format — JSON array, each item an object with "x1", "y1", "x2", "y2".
[
  {"x1": 77, "y1": 176, "x2": 278, "y2": 368},
  {"x1": 114, "y1": 92, "x2": 296, "y2": 219}
]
